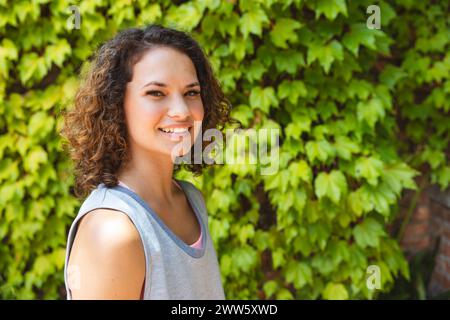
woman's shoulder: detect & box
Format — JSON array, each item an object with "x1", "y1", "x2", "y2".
[
  {"x1": 75, "y1": 184, "x2": 141, "y2": 244},
  {"x1": 68, "y1": 208, "x2": 145, "y2": 299},
  {"x1": 75, "y1": 183, "x2": 139, "y2": 225},
  {"x1": 77, "y1": 208, "x2": 141, "y2": 245}
]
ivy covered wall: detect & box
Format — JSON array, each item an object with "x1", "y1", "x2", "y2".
[{"x1": 0, "y1": 0, "x2": 448, "y2": 299}]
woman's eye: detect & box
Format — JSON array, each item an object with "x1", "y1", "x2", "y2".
[
  {"x1": 186, "y1": 90, "x2": 201, "y2": 97},
  {"x1": 145, "y1": 90, "x2": 200, "y2": 97},
  {"x1": 146, "y1": 90, "x2": 164, "y2": 97}
]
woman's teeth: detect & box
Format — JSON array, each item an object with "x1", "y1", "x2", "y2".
[{"x1": 159, "y1": 127, "x2": 190, "y2": 133}]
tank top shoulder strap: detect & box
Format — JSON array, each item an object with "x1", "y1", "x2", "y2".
[{"x1": 175, "y1": 179, "x2": 209, "y2": 225}]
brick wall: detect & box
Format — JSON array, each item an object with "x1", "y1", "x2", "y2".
[
  {"x1": 427, "y1": 186, "x2": 450, "y2": 296},
  {"x1": 398, "y1": 185, "x2": 450, "y2": 297}
]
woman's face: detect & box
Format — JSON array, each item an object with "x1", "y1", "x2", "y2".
[{"x1": 123, "y1": 46, "x2": 204, "y2": 160}]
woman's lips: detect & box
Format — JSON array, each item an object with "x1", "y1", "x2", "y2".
[{"x1": 157, "y1": 127, "x2": 192, "y2": 141}]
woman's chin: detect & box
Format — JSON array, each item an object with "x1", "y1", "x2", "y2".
[{"x1": 160, "y1": 145, "x2": 191, "y2": 162}]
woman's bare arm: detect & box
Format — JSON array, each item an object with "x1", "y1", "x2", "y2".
[{"x1": 67, "y1": 209, "x2": 146, "y2": 300}]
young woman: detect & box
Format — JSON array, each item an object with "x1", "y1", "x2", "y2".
[{"x1": 61, "y1": 24, "x2": 235, "y2": 299}]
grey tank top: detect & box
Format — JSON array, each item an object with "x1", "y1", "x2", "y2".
[{"x1": 63, "y1": 179, "x2": 226, "y2": 300}]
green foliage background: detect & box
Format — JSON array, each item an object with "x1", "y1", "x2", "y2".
[{"x1": 0, "y1": 0, "x2": 448, "y2": 299}]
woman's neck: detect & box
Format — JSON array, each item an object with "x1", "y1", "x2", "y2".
[{"x1": 117, "y1": 149, "x2": 179, "y2": 205}]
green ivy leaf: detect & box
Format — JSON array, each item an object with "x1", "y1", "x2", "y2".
[
  {"x1": 270, "y1": 18, "x2": 303, "y2": 48},
  {"x1": 28, "y1": 111, "x2": 55, "y2": 140},
  {"x1": 346, "y1": 190, "x2": 368, "y2": 217},
  {"x1": 322, "y1": 282, "x2": 349, "y2": 300},
  {"x1": 306, "y1": 139, "x2": 335, "y2": 163},
  {"x1": 380, "y1": 65, "x2": 407, "y2": 89},
  {"x1": 353, "y1": 217, "x2": 386, "y2": 248},
  {"x1": 274, "y1": 49, "x2": 305, "y2": 74},
  {"x1": 315, "y1": 170, "x2": 348, "y2": 204},
  {"x1": 289, "y1": 160, "x2": 312, "y2": 186},
  {"x1": 263, "y1": 280, "x2": 279, "y2": 298},
  {"x1": 239, "y1": 8, "x2": 269, "y2": 38},
  {"x1": 138, "y1": 3, "x2": 162, "y2": 25},
  {"x1": 272, "y1": 248, "x2": 285, "y2": 269},
  {"x1": 347, "y1": 79, "x2": 371, "y2": 100},
  {"x1": 164, "y1": 2, "x2": 203, "y2": 30},
  {"x1": 18, "y1": 53, "x2": 48, "y2": 84},
  {"x1": 285, "y1": 260, "x2": 312, "y2": 289},
  {"x1": 0, "y1": 38, "x2": 18, "y2": 77},
  {"x1": 359, "y1": 183, "x2": 397, "y2": 216},
  {"x1": 276, "y1": 288, "x2": 294, "y2": 300},
  {"x1": 342, "y1": 23, "x2": 379, "y2": 56},
  {"x1": 217, "y1": 12, "x2": 240, "y2": 37},
  {"x1": 44, "y1": 39, "x2": 71, "y2": 68},
  {"x1": 229, "y1": 36, "x2": 249, "y2": 61},
  {"x1": 354, "y1": 156, "x2": 384, "y2": 186},
  {"x1": 231, "y1": 104, "x2": 254, "y2": 127},
  {"x1": 315, "y1": 0, "x2": 348, "y2": 20},
  {"x1": 381, "y1": 162, "x2": 419, "y2": 194},
  {"x1": 238, "y1": 224, "x2": 255, "y2": 244},
  {"x1": 232, "y1": 245, "x2": 258, "y2": 272},
  {"x1": 23, "y1": 146, "x2": 48, "y2": 173},
  {"x1": 433, "y1": 166, "x2": 450, "y2": 189},
  {"x1": 334, "y1": 136, "x2": 360, "y2": 160},
  {"x1": 249, "y1": 86, "x2": 278, "y2": 113},
  {"x1": 277, "y1": 80, "x2": 307, "y2": 104},
  {"x1": 246, "y1": 60, "x2": 266, "y2": 82},
  {"x1": 316, "y1": 101, "x2": 338, "y2": 121},
  {"x1": 307, "y1": 40, "x2": 344, "y2": 73},
  {"x1": 308, "y1": 222, "x2": 332, "y2": 249},
  {"x1": 0, "y1": 158, "x2": 19, "y2": 182},
  {"x1": 357, "y1": 98, "x2": 385, "y2": 128}
]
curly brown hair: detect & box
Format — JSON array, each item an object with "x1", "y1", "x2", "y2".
[{"x1": 60, "y1": 24, "x2": 238, "y2": 199}]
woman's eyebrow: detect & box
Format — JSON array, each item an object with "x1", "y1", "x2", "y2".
[{"x1": 141, "y1": 81, "x2": 200, "y2": 89}]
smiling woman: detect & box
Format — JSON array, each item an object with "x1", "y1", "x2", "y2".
[
  {"x1": 60, "y1": 24, "x2": 238, "y2": 300},
  {"x1": 122, "y1": 46, "x2": 204, "y2": 157}
]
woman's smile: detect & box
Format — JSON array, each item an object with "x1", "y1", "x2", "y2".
[{"x1": 157, "y1": 126, "x2": 193, "y2": 142}]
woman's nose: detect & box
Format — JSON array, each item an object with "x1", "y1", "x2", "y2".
[{"x1": 167, "y1": 94, "x2": 191, "y2": 119}]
